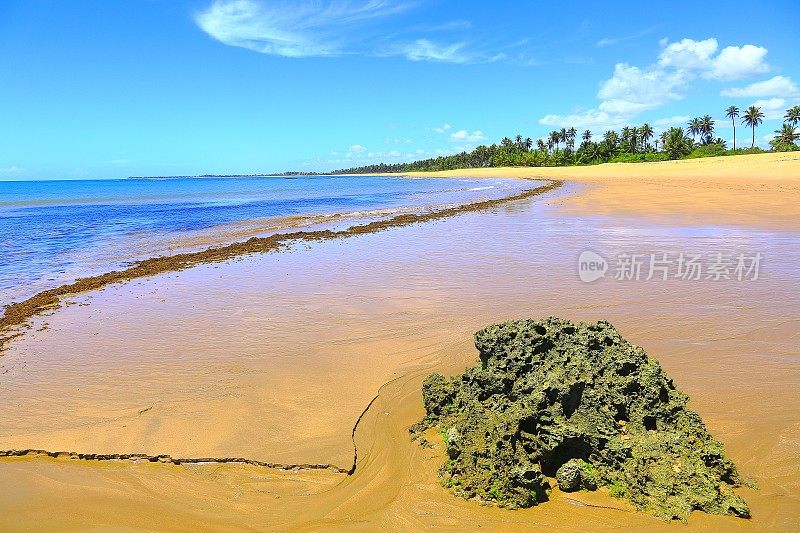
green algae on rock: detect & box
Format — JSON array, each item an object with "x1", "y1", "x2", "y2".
[{"x1": 411, "y1": 317, "x2": 750, "y2": 521}]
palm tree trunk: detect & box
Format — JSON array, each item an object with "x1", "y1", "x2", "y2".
[
  {"x1": 732, "y1": 119, "x2": 736, "y2": 150},
  {"x1": 752, "y1": 126, "x2": 755, "y2": 148}
]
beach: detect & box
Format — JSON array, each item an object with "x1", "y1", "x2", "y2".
[{"x1": 1, "y1": 152, "x2": 799, "y2": 530}]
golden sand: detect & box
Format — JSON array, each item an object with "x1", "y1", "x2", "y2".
[
  {"x1": 1, "y1": 152, "x2": 799, "y2": 530},
  {"x1": 399, "y1": 152, "x2": 800, "y2": 229}
]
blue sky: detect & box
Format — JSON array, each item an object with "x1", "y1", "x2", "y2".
[{"x1": 1, "y1": 0, "x2": 798, "y2": 179}]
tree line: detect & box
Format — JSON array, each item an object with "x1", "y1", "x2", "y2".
[{"x1": 332, "y1": 104, "x2": 800, "y2": 174}]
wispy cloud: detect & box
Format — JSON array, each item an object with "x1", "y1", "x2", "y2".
[
  {"x1": 195, "y1": 0, "x2": 411, "y2": 57},
  {"x1": 195, "y1": 1, "x2": 516, "y2": 64},
  {"x1": 0, "y1": 166, "x2": 23, "y2": 174},
  {"x1": 408, "y1": 19, "x2": 471, "y2": 32},
  {"x1": 432, "y1": 123, "x2": 451, "y2": 133},
  {"x1": 392, "y1": 39, "x2": 470, "y2": 63},
  {"x1": 596, "y1": 26, "x2": 659, "y2": 48}
]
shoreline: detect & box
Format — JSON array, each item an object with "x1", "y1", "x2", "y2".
[
  {"x1": 0, "y1": 179, "x2": 561, "y2": 352},
  {"x1": 1, "y1": 158, "x2": 798, "y2": 529},
  {"x1": 384, "y1": 152, "x2": 800, "y2": 230}
]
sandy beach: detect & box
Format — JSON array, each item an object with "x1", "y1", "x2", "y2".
[{"x1": 1, "y1": 152, "x2": 799, "y2": 530}]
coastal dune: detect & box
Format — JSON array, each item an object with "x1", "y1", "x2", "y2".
[{"x1": 0, "y1": 152, "x2": 799, "y2": 530}]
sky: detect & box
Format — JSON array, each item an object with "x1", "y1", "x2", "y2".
[{"x1": 1, "y1": 0, "x2": 798, "y2": 180}]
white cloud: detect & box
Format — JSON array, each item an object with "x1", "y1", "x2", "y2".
[
  {"x1": 596, "y1": 37, "x2": 618, "y2": 48},
  {"x1": 653, "y1": 115, "x2": 690, "y2": 128},
  {"x1": 709, "y1": 45, "x2": 769, "y2": 80},
  {"x1": 194, "y1": 0, "x2": 410, "y2": 57},
  {"x1": 657, "y1": 38, "x2": 769, "y2": 81},
  {"x1": 349, "y1": 144, "x2": 367, "y2": 153},
  {"x1": 540, "y1": 63, "x2": 689, "y2": 130},
  {"x1": 595, "y1": 26, "x2": 659, "y2": 48},
  {"x1": 597, "y1": 63, "x2": 688, "y2": 114},
  {"x1": 0, "y1": 166, "x2": 23, "y2": 174},
  {"x1": 432, "y1": 123, "x2": 451, "y2": 133},
  {"x1": 721, "y1": 75, "x2": 799, "y2": 98},
  {"x1": 657, "y1": 37, "x2": 717, "y2": 70},
  {"x1": 392, "y1": 39, "x2": 471, "y2": 63},
  {"x1": 540, "y1": 36, "x2": 774, "y2": 130},
  {"x1": 449, "y1": 129, "x2": 486, "y2": 142},
  {"x1": 539, "y1": 109, "x2": 630, "y2": 131},
  {"x1": 366, "y1": 149, "x2": 401, "y2": 158},
  {"x1": 752, "y1": 97, "x2": 788, "y2": 120}
]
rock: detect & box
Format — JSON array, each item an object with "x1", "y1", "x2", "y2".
[
  {"x1": 556, "y1": 459, "x2": 597, "y2": 492},
  {"x1": 413, "y1": 317, "x2": 750, "y2": 521}
]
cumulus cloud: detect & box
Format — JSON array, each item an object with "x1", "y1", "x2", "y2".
[
  {"x1": 449, "y1": 129, "x2": 486, "y2": 142},
  {"x1": 721, "y1": 75, "x2": 799, "y2": 98},
  {"x1": 752, "y1": 97, "x2": 789, "y2": 120},
  {"x1": 657, "y1": 37, "x2": 718, "y2": 70},
  {"x1": 432, "y1": 123, "x2": 451, "y2": 133},
  {"x1": 539, "y1": 109, "x2": 630, "y2": 131},
  {"x1": 540, "y1": 37, "x2": 773, "y2": 130},
  {"x1": 653, "y1": 115, "x2": 690, "y2": 127},
  {"x1": 540, "y1": 64, "x2": 689, "y2": 130},
  {"x1": 709, "y1": 45, "x2": 769, "y2": 80},
  {"x1": 597, "y1": 63, "x2": 688, "y2": 115},
  {"x1": 348, "y1": 144, "x2": 367, "y2": 153},
  {"x1": 657, "y1": 38, "x2": 769, "y2": 80}
]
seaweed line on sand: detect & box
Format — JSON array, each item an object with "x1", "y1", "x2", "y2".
[
  {"x1": 0, "y1": 449, "x2": 350, "y2": 474},
  {"x1": 0, "y1": 179, "x2": 562, "y2": 353}
]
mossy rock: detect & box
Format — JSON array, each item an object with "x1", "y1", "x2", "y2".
[{"x1": 414, "y1": 317, "x2": 750, "y2": 521}]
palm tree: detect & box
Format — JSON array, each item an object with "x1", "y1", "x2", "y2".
[
  {"x1": 567, "y1": 127, "x2": 577, "y2": 150},
  {"x1": 524, "y1": 137, "x2": 533, "y2": 151},
  {"x1": 536, "y1": 139, "x2": 546, "y2": 152},
  {"x1": 514, "y1": 134, "x2": 524, "y2": 149},
  {"x1": 629, "y1": 127, "x2": 639, "y2": 153},
  {"x1": 549, "y1": 131, "x2": 560, "y2": 152},
  {"x1": 774, "y1": 123, "x2": 799, "y2": 145},
  {"x1": 639, "y1": 123, "x2": 654, "y2": 151},
  {"x1": 559, "y1": 128, "x2": 568, "y2": 150},
  {"x1": 582, "y1": 130, "x2": 592, "y2": 143},
  {"x1": 687, "y1": 118, "x2": 702, "y2": 144},
  {"x1": 621, "y1": 126, "x2": 631, "y2": 147},
  {"x1": 663, "y1": 127, "x2": 693, "y2": 160},
  {"x1": 725, "y1": 105, "x2": 740, "y2": 150},
  {"x1": 700, "y1": 115, "x2": 715, "y2": 144},
  {"x1": 785, "y1": 105, "x2": 800, "y2": 126},
  {"x1": 603, "y1": 130, "x2": 619, "y2": 147},
  {"x1": 659, "y1": 131, "x2": 669, "y2": 151},
  {"x1": 742, "y1": 106, "x2": 765, "y2": 148}
]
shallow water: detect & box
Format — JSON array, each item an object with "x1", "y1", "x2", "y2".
[
  {"x1": 0, "y1": 175, "x2": 529, "y2": 303},
  {"x1": 0, "y1": 182, "x2": 797, "y2": 530}
]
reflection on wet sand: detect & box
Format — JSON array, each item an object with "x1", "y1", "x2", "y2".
[{"x1": 1, "y1": 162, "x2": 799, "y2": 530}]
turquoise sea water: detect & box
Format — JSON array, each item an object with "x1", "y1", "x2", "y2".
[{"x1": 0, "y1": 175, "x2": 530, "y2": 304}]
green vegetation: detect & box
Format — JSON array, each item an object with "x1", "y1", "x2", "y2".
[
  {"x1": 334, "y1": 104, "x2": 799, "y2": 174},
  {"x1": 410, "y1": 317, "x2": 751, "y2": 521}
]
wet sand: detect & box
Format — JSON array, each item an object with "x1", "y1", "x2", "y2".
[{"x1": 1, "y1": 153, "x2": 799, "y2": 530}]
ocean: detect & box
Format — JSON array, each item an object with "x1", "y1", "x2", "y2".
[{"x1": 0, "y1": 175, "x2": 530, "y2": 304}]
